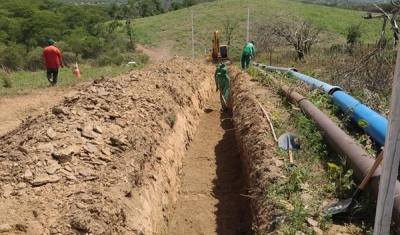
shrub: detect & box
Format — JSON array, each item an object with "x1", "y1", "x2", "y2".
[{"x1": 25, "y1": 47, "x2": 43, "y2": 71}]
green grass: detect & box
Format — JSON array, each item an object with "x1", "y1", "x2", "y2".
[
  {"x1": 0, "y1": 65, "x2": 134, "y2": 96},
  {"x1": 125, "y1": 0, "x2": 382, "y2": 59}
]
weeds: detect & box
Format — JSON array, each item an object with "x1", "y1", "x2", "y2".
[{"x1": 167, "y1": 110, "x2": 177, "y2": 128}]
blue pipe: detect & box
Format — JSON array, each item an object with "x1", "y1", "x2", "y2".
[
  {"x1": 332, "y1": 91, "x2": 388, "y2": 146},
  {"x1": 255, "y1": 63, "x2": 388, "y2": 146}
]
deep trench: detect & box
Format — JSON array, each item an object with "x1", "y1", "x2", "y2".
[{"x1": 167, "y1": 90, "x2": 253, "y2": 234}]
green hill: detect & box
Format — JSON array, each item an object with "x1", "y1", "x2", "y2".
[{"x1": 128, "y1": 0, "x2": 382, "y2": 58}]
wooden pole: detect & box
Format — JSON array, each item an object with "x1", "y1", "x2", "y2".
[
  {"x1": 256, "y1": 101, "x2": 277, "y2": 142},
  {"x1": 373, "y1": 42, "x2": 400, "y2": 234}
]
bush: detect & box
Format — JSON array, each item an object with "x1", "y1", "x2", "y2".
[
  {"x1": 25, "y1": 47, "x2": 43, "y2": 71},
  {"x1": 0, "y1": 69, "x2": 12, "y2": 88},
  {"x1": 0, "y1": 44, "x2": 25, "y2": 71}
]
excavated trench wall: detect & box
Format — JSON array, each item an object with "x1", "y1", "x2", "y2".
[
  {"x1": 0, "y1": 57, "x2": 215, "y2": 234},
  {"x1": 229, "y1": 67, "x2": 281, "y2": 231}
]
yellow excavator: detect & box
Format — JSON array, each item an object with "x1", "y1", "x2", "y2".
[{"x1": 205, "y1": 30, "x2": 229, "y2": 63}]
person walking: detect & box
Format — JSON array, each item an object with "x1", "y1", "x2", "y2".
[
  {"x1": 214, "y1": 62, "x2": 226, "y2": 92},
  {"x1": 216, "y1": 67, "x2": 230, "y2": 111},
  {"x1": 43, "y1": 39, "x2": 63, "y2": 86},
  {"x1": 241, "y1": 40, "x2": 256, "y2": 69}
]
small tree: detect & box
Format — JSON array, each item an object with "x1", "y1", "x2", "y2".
[
  {"x1": 264, "y1": 17, "x2": 321, "y2": 60},
  {"x1": 223, "y1": 17, "x2": 239, "y2": 47}
]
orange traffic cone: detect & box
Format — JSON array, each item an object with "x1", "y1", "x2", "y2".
[{"x1": 74, "y1": 62, "x2": 81, "y2": 78}]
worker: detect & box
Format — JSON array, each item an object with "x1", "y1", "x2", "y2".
[
  {"x1": 42, "y1": 39, "x2": 63, "y2": 86},
  {"x1": 241, "y1": 40, "x2": 256, "y2": 69},
  {"x1": 214, "y1": 62, "x2": 226, "y2": 92},
  {"x1": 217, "y1": 67, "x2": 230, "y2": 111}
]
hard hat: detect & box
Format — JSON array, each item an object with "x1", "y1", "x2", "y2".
[
  {"x1": 220, "y1": 67, "x2": 227, "y2": 74},
  {"x1": 48, "y1": 39, "x2": 55, "y2": 45},
  {"x1": 220, "y1": 63, "x2": 226, "y2": 68}
]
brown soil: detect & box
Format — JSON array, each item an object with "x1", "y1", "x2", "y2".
[
  {"x1": 0, "y1": 57, "x2": 254, "y2": 235},
  {"x1": 0, "y1": 47, "x2": 356, "y2": 235}
]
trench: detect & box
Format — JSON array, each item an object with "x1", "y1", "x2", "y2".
[{"x1": 167, "y1": 90, "x2": 253, "y2": 234}]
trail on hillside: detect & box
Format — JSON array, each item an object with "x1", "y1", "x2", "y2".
[{"x1": 167, "y1": 91, "x2": 252, "y2": 235}]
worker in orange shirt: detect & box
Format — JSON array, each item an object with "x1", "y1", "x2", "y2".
[{"x1": 42, "y1": 39, "x2": 63, "y2": 86}]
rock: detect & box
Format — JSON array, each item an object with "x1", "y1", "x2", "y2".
[
  {"x1": 307, "y1": 217, "x2": 319, "y2": 227},
  {"x1": 52, "y1": 147, "x2": 75, "y2": 163},
  {"x1": 46, "y1": 163, "x2": 61, "y2": 175},
  {"x1": 52, "y1": 106, "x2": 69, "y2": 115},
  {"x1": 101, "y1": 148, "x2": 111, "y2": 156},
  {"x1": 85, "y1": 143, "x2": 98, "y2": 153},
  {"x1": 18, "y1": 146, "x2": 29, "y2": 154},
  {"x1": 99, "y1": 156, "x2": 112, "y2": 162},
  {"x1": 0, "y1": 224, "x2": 11, "y2": 232},
  {"x1": 23, "y1": 169, "x2": 34, "y2": 180},
  {"x1": 32, "y1": 175, "x2": 61, "y2": 186},
  {"x1": 77, "y1": 167, "x2": 95, "y2": 177},
  {"x1": 82, "y1": 130, "x2": 95, "y2": 139},
  {"x1": 60, "y1": 169, "x2": 77, "y2": 181},
  {"x1": 275, "y1": 159, "x2": 284, "y2": 167},
  {"x1": 47, "y1": 127, "x2": 57, "y2": 139},
  {"x1": 93, "y1": 126, "x2": 103, "y2": 134}
]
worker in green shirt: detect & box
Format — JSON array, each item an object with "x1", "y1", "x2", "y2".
[
  {"x1": 216, "y1": 67, "x2": 230, "y2": 111},
  {"x1": 241, "y1": 40, "x2": 256, "y2": 69}
]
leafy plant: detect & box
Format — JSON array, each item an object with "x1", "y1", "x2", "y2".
[{"x1": 326, "y1": 162, "x2": 354, "y2": 198}]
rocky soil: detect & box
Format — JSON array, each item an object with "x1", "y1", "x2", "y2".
[{"x1": 0, "y1": 57, "x2": 216, "y2": 234}]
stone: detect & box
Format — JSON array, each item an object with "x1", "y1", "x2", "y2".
[
  {"x1": 93, "y1": 126, "x2": 103, "y2": 134},
  {"x1": 46, "y1": 163, "x2": 61, "y2": 175},
  {"x1": 32, "y1": 175, "x2": 61, "y2": 186},
  {"x1": 18, "y1": 146, "x2": 29, "y2": 154},
  {"x1": 77, "y1": 167, "x2": 95, "y2": 177},
  {"x1": 85, "y1": 143, "x2": 98, "y2": 153},
  {"x1": 47, "y1": 127, "x2": 57, "y2": 139},
  {"x1": 52, "y1": 107, "x2": 69, "y2": 115},
  {"x1": 313, "y1": 227, "x2": 323, "y2": 235},
  {"x1": 307, "y1": 217, "x2": 319, "y2": 227},
  {"x1": 24, "y1": 169, "x2": 34, "y2": 180},
  {"x1": 101, "y1": 148, "x2": 111, "y2": 156},
  {"x1": 52, "y1": 147, "x2": 75, "y2": 163}
]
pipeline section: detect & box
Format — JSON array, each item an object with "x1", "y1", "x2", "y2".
[
  {"x1": 254, "y1": 62, "x2": 388, "y2": 147},
  {"x1": 276, "y1": 82, "x2": 400, "y2": 227}
]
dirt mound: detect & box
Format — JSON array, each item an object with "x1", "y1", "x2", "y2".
[
  {"x1": 229, "y1": 67, "x2": 282, "y2": 232},
  {"x1": 0, "y1": 57, "x2": 215, "y2": 234}
]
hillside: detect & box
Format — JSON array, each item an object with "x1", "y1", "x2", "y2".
[{"x1": 128, "y1": 0, "x2": 383, "y2": 59}]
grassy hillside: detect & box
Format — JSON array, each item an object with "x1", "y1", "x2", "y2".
[{"x1": 127, "y1": 0, "x2": 382, "y2": 58}]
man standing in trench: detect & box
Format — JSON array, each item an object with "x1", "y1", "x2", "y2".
[
  {"x1": 43, "y1": 39, "x2": 64, "y2": 86},
  {"x1": 214, "y1": 62, "x2": 226, "y2": 91},
  {"x1": 216, "y1": 67, "x2": 230, "y2": 111}
]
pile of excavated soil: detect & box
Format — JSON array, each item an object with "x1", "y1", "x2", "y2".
[
  {"x1": 0, "y1": 57, "x2": 215, "y2": 234},
  {"x1": 229, "y1": 67, "x2": 282, "y2": 233}
]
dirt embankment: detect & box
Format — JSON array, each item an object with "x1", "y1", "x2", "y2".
[
  {"x1": 229, "y1": 67, "x2": 283, "y2": 232},
  {"x1": 0, "y1": 57, "x2": 215, "y2": 234}
]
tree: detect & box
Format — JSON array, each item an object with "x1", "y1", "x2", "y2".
[
  {"x1": 223, "y1": 17, "x2": 239, "y2": 47},
  {"x1": 259, "y1": 17, "x2": 321, "y2": 60}
]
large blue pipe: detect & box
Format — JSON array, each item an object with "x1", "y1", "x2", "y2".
[{"x1": 255, "y1": 62, "x2": 388, "y2": 146}]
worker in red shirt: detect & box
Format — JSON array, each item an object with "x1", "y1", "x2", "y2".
[{"x1": 42, "y1": 39, "x2": 63, "y2": 86}]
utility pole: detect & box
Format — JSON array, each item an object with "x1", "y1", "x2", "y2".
[
  {"x1": 191, "y1": 10, "x2": 194, "y2": 62},
  {"x1": 246, "y1": 8, "x2": 250, "y2": 42}
]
